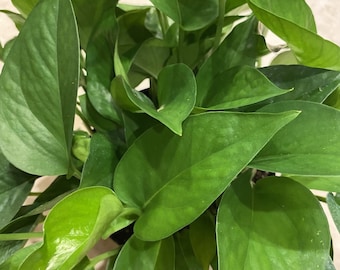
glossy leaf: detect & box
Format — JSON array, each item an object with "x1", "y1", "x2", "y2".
[
  {"x1": 0, "y1": 0, "x2": 79, "y2": 175},
  {"x1": 248, "y1": 0, "x2": 340, "y2": 71},
  {"x1": 21, "y1": 187, "x2": 123, "y2": 270},
  {"x1": 251, "y1": 101, "x2": 340, "y2": 176},
  {"x1": 72, "y1": 0, "x2": 117, "y2": 49},
  {"x1": 327, "y1": 193, "x2": 340, "y2": 234},
  {"x1": 196, "y1": 66, "x2": 290, "y2": 109},
  {"x1": 0, "y1": 151, "x2": 36, "y2": 230},
  {"x1": 150, "y1": 0, "x2": 219, "y2": 31},
  {"x1": 189, "y1": 212, "x2": 216, "y2": 270},
  {"x1": 114, "y1": 111, "x2": 299, "y2": 240},
  {"x1": 86, "y1": 7, "x2": 122, "y2": 125},
  {"x1": 80, "y1": 133, "x2": 120, "y2": 188},
  {"x1": 217, "y1": 173, "x2": 330, "y2": 269},
  {"x1": 113, "y1": 235, "x2": 175, "y2": 270},
  {"x1": 287, "y1": 175, "x2": 340, "y2": 193},
  {"x1": 196, "y1": 17, "x2": 259, "y2": 94},
  {"x1": 113, "y1": 64, "x2": 197, "y2": 135}
]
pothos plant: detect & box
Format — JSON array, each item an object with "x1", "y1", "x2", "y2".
[{"x1": 1, "y1": 0, "x2": 340, "y2": 269}]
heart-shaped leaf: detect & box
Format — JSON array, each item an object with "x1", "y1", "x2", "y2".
[
  {"x1": 196, "y1": 66, "x2": 291, "y2": 109},
  {"x1": 248, "y1": 0, "x2": 340, "y2": 71},
  {"x1": 0, "y1": 0, "x2": 79, "y2": 175},
  {"x1": 251, "y1": 101, "x2": 340, "y2": 176},
  {"x1": 114, "y1": 111, "x2": 299, "y2": 240},
  {"x1": 20, "y1": 187, "x2": 123, "y2": 269},
  {"x1": 150, "y1": 0, "x2": 219, "y2": 31},
  {"x1": 217, "y1": 172, "x2": 330, "y2": 269}
]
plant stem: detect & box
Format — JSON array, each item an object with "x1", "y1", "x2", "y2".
[
  {"x1": 85, "y1": 248, "x2": 121, "y2": 270},
  {"x1": 75, "y1": 107, "x2": 93, "y2": 134},
  {"x1": 315, "y1": 195, "x2": 327, "y2": 203},
  {"x1": 0, "y1": 232, "x2": 43, "y2": 241},
  {"x1": 212, "y1": 0, "x2": 226, "y2": 52},
  {"x1": 156, "y1": 9, "x2": 168, "y2": 38},
  {"x1": 177, "y1": 27, "x2": 184, "y2": 63}
]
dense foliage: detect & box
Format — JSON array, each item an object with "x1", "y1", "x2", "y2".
[{"x1": 1, "y1": 0, "x2": 340, "y2": 269}]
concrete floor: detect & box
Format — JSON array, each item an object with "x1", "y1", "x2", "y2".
[{"x1": 1, "y1": 0, "x2": 340, "y2": 268}]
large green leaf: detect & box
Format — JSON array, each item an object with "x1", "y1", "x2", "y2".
[
  {"x1": 0, "y1": 151, "x2": 36, "y2": 230},
  {"x1": 251, "y1": 101, "x2": 340, "y2": 176},
  {"x1": 114, "y1": 111, "x2": 299, "y2": 240},
  {"x1": 248, "y1": 0, "x2": 340, "y2": 71},
  {"x1": 327, "y1": 193, "x2": 340, "y2": 234},
  {"x1": 0, "y1": 0, "x2": 79, "y2": 175},
  {"x1": 196, "y1": 17, "x2": 259, "y2": 94},
  {"x1": 150, "y1": 0, "x2": 219, "y2": 31},
  {"x1": 217, "y1": 173, "x2": 330, "y2": 269},
  {"x1": 113, "y1": 235, "x2": 175, "y2": 270},
  {"x1": 80, "y1": 132, "x2": 120, "y2": 188},
  {"x1": 196, "y1": 66, "x2": 290, "y2": 109},
  {"x1": 20, "y1": 187, "x2": 123, "y2": 270},
  {"x1": 112, "y1": 64, "x2": 197, "y2": 135}
]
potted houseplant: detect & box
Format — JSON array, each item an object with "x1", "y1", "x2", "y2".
[{"x1": 1, "y1": 0, "x2": 340, "y2": 268}]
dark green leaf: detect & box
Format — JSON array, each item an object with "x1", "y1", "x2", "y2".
[
  {"x1": 113, "y1": 235, "x2": 175, "y2": 270},
  {"x1": 225, "y1": 0, "x2": 247, "y2": 13},
  {"x1": 196, "y1": 17, "x2": 259, "y2": 93},
  {"x1": 0, "y1": 0, "x2": 79, "y2": 175},
  {"x1": 21, "y1": 187, "x2": 123, "y2": 269},
  {"x1": 251, "y1": 101, "x2": 340, "y2": 176},
  {"x1": 189, "y1": 212, "x2": 216, "y2": 270},
  {"x1": 150, "y1": 0, "x2": 219, "y2": 31},
  {"x1": 217, "y1": 173, "x2": 330, "y2": 269},
  {"x1": 113, "y1": 64, "x2": 197, "y2": 135},
  {"x1": 248, "y1": 0, "x2": 340, "y2": 71},
  {"x1": 114, "y1": 111, "x2": 299, "y2": 240},
  {"x1": 196, "y1": 66, "x2": 290, "y2": 109},
  {"x1": 80, "y1": 132, "x2": 120, "y2": 188},
  {"x1": 327, "y1": 193, "x2": 340, "y2": 234},
  {"x1": 0, "y1": 150, "x2": 36, "y2": 230}
]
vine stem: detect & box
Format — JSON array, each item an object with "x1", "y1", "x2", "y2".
[
  {"x1": 212, "y1": 0, "x2": 226, "y2": 52},
  {"x1": 0, "y1": 232, "x2": 43, "y2": 241}
]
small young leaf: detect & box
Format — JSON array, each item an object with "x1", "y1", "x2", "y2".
[
  {"x1": 217, "y1": 174, "x2": 330, "y2": 269},
  {"x1": 150, "y1": 0, "x2": 219, "y2": 31},
  {"x1": 196, "y1": 66, "x2": 291, "y2": 109},
  {"x1": 114, "y1": 111, "x2": 299, "y2": 240},
  {"x1": 21, "y1": 187, "x2": 123, "y2": 270},
  {"x1": 251, "y1": 101, "x2": 340, "y2": 176},
  {"x1": 0, "y1": 0, "x2": 79, "y2": 175},
  {"x1": 113, "y1": 235, "x2": 175, "y2": 270}
]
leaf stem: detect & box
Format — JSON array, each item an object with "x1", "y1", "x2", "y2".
[
  {"x1": 315, "y1": 195, "x2": 327, "y2": 203},
  {"x1": 85, "y1": 248, "x2": 121, "y2": 270},
  {"x1": 75, "y1": 107, "x2": 93, "y2": 134},
  {"x1": 156, "y1": 9, "x2": 168, "y2": 38},
  {"x1": 212, "y1": 0, "x2": 226, "y2": 52},
  {"x1": 177, "y1": 26, "x2": 184, "y2": 63},
  {"x1": 0, "y1": 232, "x2": 43, "y2": 241}
]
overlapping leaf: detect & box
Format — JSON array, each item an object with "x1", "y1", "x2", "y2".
[
  {"x1": 217, "y1": 173, "x2": 330, "y2": 269},
  {"x1": 251, "y1": 101, "x2": 340, "y2": 176},
  {"x1": 20, "y1": 187, "x2": 123, "y2": 270},
  {"x1": 114, "y1": 111, "x2": 299, "y2": 240},
  {"x1": 0, "y1": 0, "x2": 79, "y2": 175}
]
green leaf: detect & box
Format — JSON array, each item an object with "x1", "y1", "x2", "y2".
[
  {"x1": 86, "y1": 7, "x2": 122, "y2": 125},
  {"x1": 217, "y1": 173, "x2": 330, "y2": 269},
  {"x1": 150, "y1": 0, "x2": 219, "y2": 31},
  {"x1": 248, "y1": 0, "x2": 340, "y2": 71},
  {"x1": 0, "y1": 0, "x2": 79, "y2": 175},
  {"x1": 327, "y1": 193, "x2": 340, "y2": 234},
  {"x1": 113, "y1": 235, "x2": 175, "y2": 270},
  {"x1": 189, "y1": 212, "x2": 216, "y2": 270},
  {"x1": 286, "y1": 175, "x2": 340, "y2": 193},
  {"x1": 0, "y1": 10, "x2": 25, "y2": 30},
  {"x1": 80, "y1": 133, "x2": 120, "y2": 188},
  {"x1": 0, "y1": 151, "x2": 36, "y2": 230},
  {"x1": 114, "y1": 111, "x2": 299, "y2": 240},
  {"x1": 251, "y1": 101, "x2": 340, "y2": 176},
  {"x1": 21, "y1": 187, "x2": 123, "y2": 270},
  {"x1": 196, "y1": 66, "x2": 291, "y2": 109},
  {"x1": 113, "y1": 64, "x2": 197, "y2": 135},
  {"x1": 196, "y1": 17, "x2": 259, "y2": 92},
  {"x1": 11, "y1": 0, "x2": 38, "y2": 17},
  {"x1": 71, "y1": 0, "x2": 117, "y2": 49}
]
